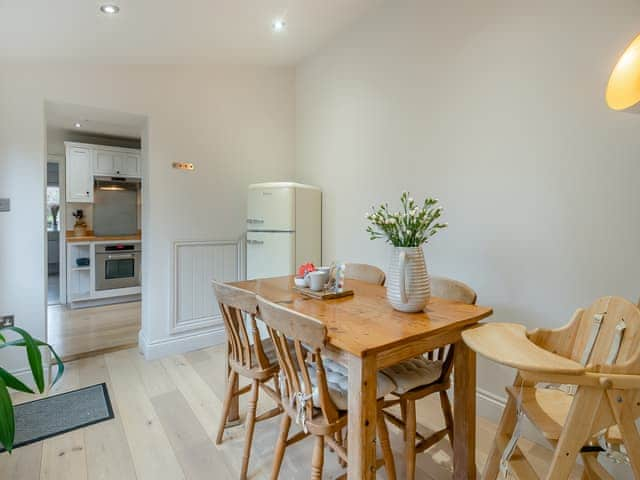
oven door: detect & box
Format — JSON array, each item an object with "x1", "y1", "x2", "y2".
[{"x1": 95, "y1": 251, "x2": 140, "y2": 291}]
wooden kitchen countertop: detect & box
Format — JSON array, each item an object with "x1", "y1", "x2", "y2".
[{"x1": 66, "y1": 230, "x2": 142, "y2": 243}]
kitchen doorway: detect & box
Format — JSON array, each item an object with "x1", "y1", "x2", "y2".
[{"x1": 44, "y1": 101, "x2": 146, "y2": 360}]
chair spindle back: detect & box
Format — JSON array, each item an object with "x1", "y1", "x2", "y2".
[
  {"x1": 532, "y1": 296, "x2": 640, "y2": 373},
  {"x1": 213, "y1": 281, "x2": 270, "y2": 371},
  {"x1": 257, "y1": 296, "x2": 340, "y2": 424},
  {"x1": 344, "y1": 263, "x2": 386, "y2": 286}
]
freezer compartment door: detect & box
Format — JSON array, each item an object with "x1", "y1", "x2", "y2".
[
  {"x1": 247, "y1": 186, "x2": 295, "y2": 231},
  {"x1": 246, "y1": 232, "x2": 295, "y2": 280}
]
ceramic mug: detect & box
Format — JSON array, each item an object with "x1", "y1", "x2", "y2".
[{"x1": 308, "y1": 271, "x2": 329, "y2": 291}]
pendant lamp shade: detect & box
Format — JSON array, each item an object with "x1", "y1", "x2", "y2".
[{"x1": 606, "y1": 33, "x2": 640, "y2": 111}]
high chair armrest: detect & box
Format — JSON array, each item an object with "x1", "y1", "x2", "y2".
[{"x1": 462, "y1": 323, "x2": 585, "y2": 374}]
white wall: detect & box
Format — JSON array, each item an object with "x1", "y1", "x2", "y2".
[
  {"x1": 0, "y1": 63, "x2": 295, "y2": 374},
  {"x1": 295, "y1": 0, "x2": 640, "y2": 448}
]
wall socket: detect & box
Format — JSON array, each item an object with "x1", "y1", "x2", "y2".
[{"x1": 0, "y1": 315, "x2": 14, "y2": 327}]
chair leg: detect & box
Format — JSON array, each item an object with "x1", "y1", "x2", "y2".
[
  {"x1": 607, "y1": 390, "x2": 640, "y2": 479},
  {"x1": 270, "y1": 414, "x2": 292, "y2": 480},
  {"x1": 400, "y1": 398, "x2": 407, "y2": 441},
  {"x1": 377, "y1": 411, "x2": 397, "y2": 480},
  {"x1": 439, "y1": 390, "x2": 454, "y2": 446},
  {"x1": 483, "y1": 394, "x2": 518, "y2": 480},
  {"x1": 240, "y1": 380, "x2": 260, "y2": 480},
  {"x1": 546, "y1": 387, "x2": 603, "y2": 480},
  {"x1": 405, "y1": 400, "x2": 417, "y2": 480},
  {"x1": 216, "y1": 370, "x2": 238, "y2": 445},
  {"x1": 335, "y1": 429, "x2": 347, "y2": 468},
  {"x1": 311, "y1": 435, "x2": 325, "y2": 480}
]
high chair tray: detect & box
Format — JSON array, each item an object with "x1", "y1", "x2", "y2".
[{"x1": 462, "y1": 323, "x2": 584, "y2": 374}]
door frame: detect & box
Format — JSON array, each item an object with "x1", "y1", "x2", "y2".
[{"x1": 46, "y1": 154, "x2": 66, "y2": 305}]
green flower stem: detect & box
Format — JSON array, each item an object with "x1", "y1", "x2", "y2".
[{"x1": 365, "y1": 192, "x2": 447, "y2": 248}]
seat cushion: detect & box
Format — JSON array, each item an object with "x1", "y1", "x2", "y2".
[
  {"x1": 381, "y1": 357, "x2": 443, "y2": 395},
  {"x1": 260, "y1": 337, "x2": 279, "y2": 366},
  {"x1": 306, "y1": 358, "x2": 396, "y2": 410}
]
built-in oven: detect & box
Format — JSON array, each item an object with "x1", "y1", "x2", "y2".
[{"x1": 95, "y1": 243, "x2": 141, "y2": 291}]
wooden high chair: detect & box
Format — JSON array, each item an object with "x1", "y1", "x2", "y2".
[{"x1": 462, "y1": 296, "x2": 640, "y2": 479}]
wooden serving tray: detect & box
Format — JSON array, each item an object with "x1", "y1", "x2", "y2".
[{"x1": 294, "y1": 286, "x2": 354, "y2": 300}]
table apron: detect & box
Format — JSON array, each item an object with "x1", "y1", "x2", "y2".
[
  {"x1": 324, "y1": 328, "x2": 463, "y2": 370},
  {"x1": 375, "y1": 329, "x2": 463, "y2": 368}
]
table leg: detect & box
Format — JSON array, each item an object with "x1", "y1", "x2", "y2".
[
  {"x1": 347, "y1": 353, "x2": 377, "y2": 480},
  {"x1": 225, "y1": 341, "x2": 240, "y2": 425},
  {"x1": 453, "y1": 340, "x2": 477, "y2": 479}
]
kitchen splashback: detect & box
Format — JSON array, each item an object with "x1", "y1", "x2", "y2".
[{"x1": 93, "y1": 181, "x2": 139, "y2": 236}]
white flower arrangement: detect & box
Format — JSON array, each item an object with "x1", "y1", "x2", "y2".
[{"x1": 365, "y1": 191, "x2": 447, "y2": 247}]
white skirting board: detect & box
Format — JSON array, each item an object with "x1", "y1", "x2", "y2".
[{"x1": 138, "y1": 325, "x2": 226, "y2": 360}]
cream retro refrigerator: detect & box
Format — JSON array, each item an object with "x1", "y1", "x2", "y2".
[{"x1": 246, "y1": 182, "x2": 321, "y2": 280}]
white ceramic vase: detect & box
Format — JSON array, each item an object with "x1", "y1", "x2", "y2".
[{"x1": 386, "y1": 246, "x2": 430, "y2": 312}]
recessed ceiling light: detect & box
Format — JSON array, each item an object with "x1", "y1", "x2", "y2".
[
  {"x1": 100, "y1": 4, "x2": 120, "y2": 15},
  {"x1": 74, "y1": 122, "x2": 82, "y2": 128},
  {"x1": 272, "y1": 19, "x2": 286, "y2": 32}
]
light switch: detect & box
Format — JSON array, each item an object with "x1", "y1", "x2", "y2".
[{"x1": 0, "y1": 198, "x2": 9, "y2": 212}]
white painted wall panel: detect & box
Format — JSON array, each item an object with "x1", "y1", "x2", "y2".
[{"x1": 172, "y1": 240, "x2": 240, "y2": 334}]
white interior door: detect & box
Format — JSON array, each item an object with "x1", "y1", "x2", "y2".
[
  {"x1": 246, "y1": 231, "x2": 295, "y2": 280},
  {"x1": 247, "y1": 187, "x2": 295, "y2": 231}
]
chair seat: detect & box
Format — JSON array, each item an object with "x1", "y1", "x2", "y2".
[
  {"x1": 506, "y1": 386, "x2": 622, "y2": 444},
  {"x1": 382, "y1": 357, "x2": 443, "y2": 395},
  {"x1": 306, "y1": 358, "x2": 396, "y2": 410},
  {"x1": 506, "y1": 386, "x2": 569, "y2": 441}
]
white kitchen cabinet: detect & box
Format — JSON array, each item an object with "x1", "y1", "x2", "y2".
[
  {"x1": 94, "y1": 150, "x2": 141, "y2": 177},
  {"x1": 65, "y1": 142, "x2": 142, "y2": 205},
  {"x1": 118, "y1": 154, "x2": 140, "y2": 177},
  {"x1": 66, "y1": 146, "x2": 94, "y2": 203},
  {"x1": 93, "y1": 150, "x2": 117, "y2": 175}
]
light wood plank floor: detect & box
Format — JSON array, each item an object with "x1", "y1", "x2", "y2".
[
  {"x1": 47, "y1": 302, "x2": 141, "y2": 361},
  {"x1": 1, "y1": 345, "x2": 584, "y2": 479}
]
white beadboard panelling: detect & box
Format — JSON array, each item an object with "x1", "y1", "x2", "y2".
[{"x1": 171, "y1": 240, "x2": 242, "y2": 334}]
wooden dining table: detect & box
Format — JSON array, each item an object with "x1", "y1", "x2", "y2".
[{"x1": 228, "y1": 275, "x2": 493, "y2": 479}]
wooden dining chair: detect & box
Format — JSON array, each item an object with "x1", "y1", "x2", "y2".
[
  {"x1": 344, "y1": 262, "x2": 386, "y2": 286},
  {"x1": 256, "y1": 295, "x2": 398, "y2": 480},
  {"x1": 431, "y1": 275, "x2": 477, "y2": 305},
  {"x1": 381, "y1": 276, "x2": 477, "y2": 480},
  {"x1": 463, "y1": 296, "x2": 640, "y2": 479},
  {"x1": 212, "y1": 281, "x2": 283, "y2": 480}
]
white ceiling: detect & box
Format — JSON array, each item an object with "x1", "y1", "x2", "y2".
[
  {"x1": 46, "y1": 101, "x2": 146, "y2": 138},
  {"x1": 0, "y1": 0, "x2": 378, "y2": 65}
]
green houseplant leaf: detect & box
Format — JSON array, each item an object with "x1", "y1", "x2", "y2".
[
  {"x1": 0, "y1": 326, "x2": 64, "y2": 453},
  {"x1": 0, "y1": 376, "x2": 15, "y2": 453},
  {"x1": 1, "y1": 327, "x2": 44, "y2": 392},
  {"x1": 0, "y1": 368, "x2": 35, "y2": 394},
  {"x1": 0, "y1": 339, "x2": 65, "y2": 387}
]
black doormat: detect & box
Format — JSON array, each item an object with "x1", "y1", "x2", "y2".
[{"x1": 1, "y1": 383, "x2": 114, "y2": 452}]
